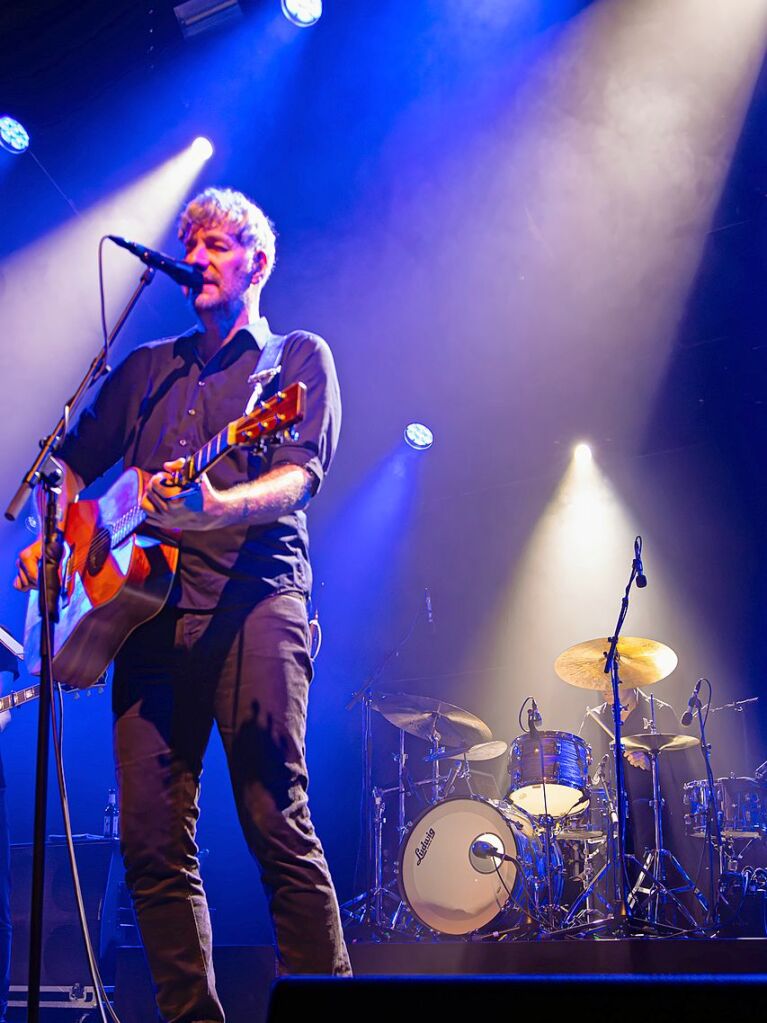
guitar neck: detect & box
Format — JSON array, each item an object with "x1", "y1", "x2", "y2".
[
  {"x1": 0, "y1": 684, "x2": 41, "y2": 713},
  {"x1": 110, "y1": 383, "x2": 306, "y2": 546},
  {"x1": 183, "y1": 425, "x2": 235, "y2": 484}
]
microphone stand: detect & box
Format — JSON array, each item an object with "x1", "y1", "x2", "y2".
[
  {"x1": 600, "y1": 547, "x2": 641, "y2": 928},
  {"x1": 692, "y1": 682, "x2": 721, "y2": 924},
  {"x1": 4, "y1": 266, "x2": 156, "y2": 1022}
]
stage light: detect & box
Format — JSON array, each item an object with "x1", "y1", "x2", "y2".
[
  {"x1": 404, "y1": 423, "x2": 434, "y2": 451},
  {"x1": 281, "y1": 0, "x2": 322, "y2": 28},
  {"x1": 0, "y1": 115, "x2": 30, "y2": 155},
  {"x1": 573, "y1": 442, "x2": 592, "y2": 465},
  {"x1": 191, "y1": 136, "x2": 214, "y2": 160},
  {"x1": 174, "y1": 0, "x2": 242, "y2": 40}
]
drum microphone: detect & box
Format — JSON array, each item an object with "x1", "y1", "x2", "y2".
[
  {"x1": 633, "y1": 536, "x2": 647, "y2": 588},
  {"x1": 681, "y1": 678, "x2": 704, "y2": 726},
  {"x1": 108, "y1": 235, "x2": 204, "y2": 291},
  {"x1": 471, "y1": 839, "x2": 514, "y2": 863},
  {"x1": 528, "y1": 698, "x2": 542, "y2": 734}
]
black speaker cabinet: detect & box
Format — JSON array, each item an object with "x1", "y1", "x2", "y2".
[{"x1": 10, "y1": 837, "x2": 126, "y2": 989}]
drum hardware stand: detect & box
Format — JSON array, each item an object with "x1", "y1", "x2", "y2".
[
  {"x1": 562, "y1": 762, "x2": 615, "y2": 926},
  {"x1": 531, "y1": 710, "x2": 559, "y2": 929},
  {"x1": 626, "y1": 697, "x2": 708, "y2": 928},
  {"x1": 341, "y1": 683, "x2": 394, "y2": 933},
  {"x1": 690, "y1": 678, "x2": 722, "y2": 924},
  {"x1": 343, "y1": 603, "x2": 425, "y2": 936}
]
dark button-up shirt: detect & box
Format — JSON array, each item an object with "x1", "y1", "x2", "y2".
[{"x1": 57, "y1": 320, "x2": 341, "y2": 610}]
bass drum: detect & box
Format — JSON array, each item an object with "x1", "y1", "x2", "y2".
[{"x1": 399, "y1": 797, "x2": 562, "y2": 935}]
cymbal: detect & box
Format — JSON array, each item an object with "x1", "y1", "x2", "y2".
[
  {"x1": 442, "y1": 740, "x2": 508, "y2": 762},
  {"x1": 554, "y1": 637, "x2": 678, "y2": 690},
  {"x1": 370, "y1": 691, "x2": 492, "y2": 747},
  {"x1": 621, "y1": 732, "x2": 699, "y2": 754}
]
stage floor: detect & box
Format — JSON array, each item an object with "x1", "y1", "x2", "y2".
[{"x1": 112, "y1": 939, "x2": 767, "y2": 1023}]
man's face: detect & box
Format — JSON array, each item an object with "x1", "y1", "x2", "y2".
[{"x1": 182, "y1": 222, "x2": 258, "y2": 311}]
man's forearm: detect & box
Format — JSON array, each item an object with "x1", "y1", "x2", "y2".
[{"x1": 215, "y1": 463, "x2": 314, "y2": 526}]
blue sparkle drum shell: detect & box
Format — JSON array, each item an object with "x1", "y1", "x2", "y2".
[{"x1": 507, "y1": 730, "x2": 592, "y2": 819}]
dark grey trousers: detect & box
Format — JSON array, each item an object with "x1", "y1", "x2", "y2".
[{"x1": 113, "y1": 593, "x2": 350, "y2": 1023}]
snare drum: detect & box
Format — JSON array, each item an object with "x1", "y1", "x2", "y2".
[
  {"x1": 558, "y1": 787, "x2": 612, "y2": 841},
  {"x1": 399, "y1": 797, "x2": 563, "y2": 935},
  {"x1": 508, "y1": 731, "x2": 591, "y2": 818},
  {"x1": 684, "y1": 776, "x2": 767, "y2": 839}
]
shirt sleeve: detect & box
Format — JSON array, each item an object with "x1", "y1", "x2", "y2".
[
  {"x1": 57, "y1": 346, "x2": 151, "y2": 488},
  {"x1": 269, "y1": 331, "x2": 342, "y2": 494}
]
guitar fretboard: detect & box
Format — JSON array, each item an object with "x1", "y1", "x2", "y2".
[
  {"x1": 0, "y1": 685, "x2": 40, "y2": 713},
  {"x1": 190, "y1": 427, "x2": 231, "y2": 480}
]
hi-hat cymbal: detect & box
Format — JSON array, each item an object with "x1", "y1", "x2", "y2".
[
  {"x1": 370, "y1": 691, "x2": 492, "y2": 748},
  {"x1": 621, "y1": 732, "x2": 698, "y2": 754},
  {"x1": 441, "y1": 740, "x2": 508, "y2": 762},
  {"x1": 554, "y1": 637, "x2": 678, "y2": 690}
]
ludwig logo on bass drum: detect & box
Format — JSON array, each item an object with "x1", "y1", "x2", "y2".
[{"x1": 414, "y1": 827, "x2": 436, "y2": 865}]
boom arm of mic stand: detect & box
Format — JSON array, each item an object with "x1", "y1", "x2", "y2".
[
  {"x1": 5, "y1": 265, "x2": 156, "y2": 521},
  {"x1": 5, "y1": 264, "x2": 156, "y2": 1021}
]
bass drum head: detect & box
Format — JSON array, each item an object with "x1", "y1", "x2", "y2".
[{"x1": 399, "y1": 797, "x2": 524, "y2": 935}]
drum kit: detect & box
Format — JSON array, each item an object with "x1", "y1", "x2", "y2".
[{"x1": 342, "y1": 633, "x2": 766, "y2": 940}]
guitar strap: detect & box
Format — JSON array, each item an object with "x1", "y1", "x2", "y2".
[{"x1": 244, "y1": 332, "x2": 288, "y2": 414}]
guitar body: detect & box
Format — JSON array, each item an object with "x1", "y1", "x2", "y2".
[{"x1": 24, "y1": 468, "x2": 179, "y2": 688}]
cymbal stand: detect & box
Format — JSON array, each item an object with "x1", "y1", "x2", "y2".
[
  {"x1": 627, "y1": 741, "x2": 708, "y2": 927},
  {"x1": 342, "y1": 600, "x2": 426, "y2": 934},
  {"x1": 428, "y1": 718, "x2": 442, "y2": 803}
]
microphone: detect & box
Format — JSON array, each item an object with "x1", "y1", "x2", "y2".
[
  {"x1": 424, "y1": 587, "x2": 434, "y2": 628},
  {"x1": 528, "y1": 698, "x2": 542, "y2": 733},
  {"x1": 681, "y1": 678, "x2": 704, "y2": 726},
  {"x1": 634, "y1": 536, "x2": 647, "y2": 588},
  {"x1": 471, "y1": 839, "x2": 515, "y2": 864},
  {"x1": 108, "y1": 235, "x2": 204, "y2": 291}
]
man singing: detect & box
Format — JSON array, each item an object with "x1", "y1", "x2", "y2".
[{"x1": 15, "y1": 187, "x2": 351, "y2": 1020}]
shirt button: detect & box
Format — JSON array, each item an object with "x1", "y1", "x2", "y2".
[
  {"x1": 178, "y1": 439, "x2": 187, "y2": 447},
  {"x1": 188, "y1": 408, "x2": 196, "y2": 416}
]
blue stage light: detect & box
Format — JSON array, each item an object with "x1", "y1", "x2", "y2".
[
  {"x1": 191, "y1": 136, "x2": 214, "y2": 160},
  {"x1": 404, "y1": 423, "x2": 434, "y2": 451},
  {"x1": 281, "y1": 0, "x2": 322, "y2": 28},
  {"x1": 0, "y1": 115, "x2": 30, "y2": 155}
]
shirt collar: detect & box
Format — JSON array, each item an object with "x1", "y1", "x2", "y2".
[{"x1": 240, "y1": 316, "x2": 272, "y2": 350}]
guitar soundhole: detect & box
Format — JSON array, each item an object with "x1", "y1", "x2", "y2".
[{"x1": 86, "y1": 528, "x2": 112, "y2": 576}]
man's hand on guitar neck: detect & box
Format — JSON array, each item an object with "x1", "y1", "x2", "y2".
[
  {"x1": 142, "y1": 458, "x2": 314, "y2": 531},
  {"x1": 13, "y1": 461, "x2": 84, "y2": 593},
  {"x1": 141, "y1": 458, "x2": 223, "y2": 531}
]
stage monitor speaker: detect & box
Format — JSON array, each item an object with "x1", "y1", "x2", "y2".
[{"x1": 10, "y1": 837, "x2": 126, "y2": 990}]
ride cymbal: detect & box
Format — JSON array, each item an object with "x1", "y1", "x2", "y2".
[{"x1": 554, "y1": 636, "x2": 678, "y2": 691}]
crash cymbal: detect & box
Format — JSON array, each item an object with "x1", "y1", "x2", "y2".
[
  {"x1": 621, "y1": 732, "x2": 698, "y2": 754},
  {"x1": 554, "y1": 637, "x2": 678, "y2": 691},
  {"x1": 370, "y1": 691, "x2": 492, "y2": 747}
]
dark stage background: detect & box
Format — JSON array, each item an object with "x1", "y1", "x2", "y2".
[{"x1": 0, "y1": 0, "x2": 766, "y2": 944}]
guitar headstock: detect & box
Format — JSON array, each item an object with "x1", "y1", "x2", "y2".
[{"x1": 228, "y1": 381, "x2": 307, "y2": 448}]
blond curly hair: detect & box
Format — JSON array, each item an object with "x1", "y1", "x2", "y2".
[{"x1": 178, "y1": 187, "x2": 277, "y2": 286}]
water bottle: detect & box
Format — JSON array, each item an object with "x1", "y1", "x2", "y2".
[{"x1": 103, "y1": 788, "x2": 119, "y2": 840}]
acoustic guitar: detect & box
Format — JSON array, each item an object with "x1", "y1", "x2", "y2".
[{"x1": 24, "y1": 382, "x2": 306, "y2": 688}]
